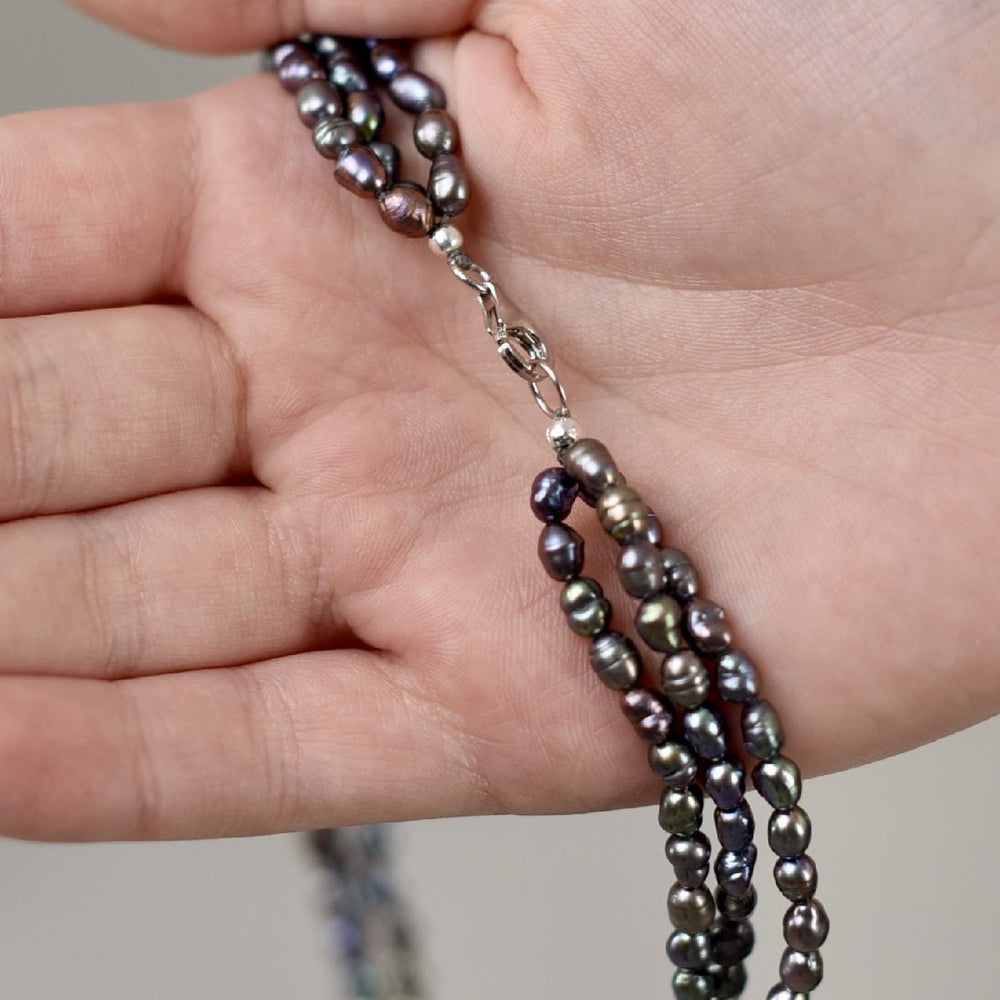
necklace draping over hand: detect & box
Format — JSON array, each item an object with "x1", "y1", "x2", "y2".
[{"x1": 264, "y1": 33, "x2": 827, "y2": 1000}]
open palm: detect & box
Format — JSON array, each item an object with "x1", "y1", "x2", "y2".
[{"x1": 2, "y1": 0, "x2": 998, "y2": 840}]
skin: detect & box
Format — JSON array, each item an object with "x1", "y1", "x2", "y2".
[{"x1": 0, "y1": 0, "x2": 997, "y2": 841}]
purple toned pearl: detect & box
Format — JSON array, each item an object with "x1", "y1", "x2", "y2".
[
  {"x1": 278, "y1": 53, "x2": 326, "y2": 92},
  {"x1": 388, "y1": 69, "x2": 446, "y2": 112},
  {"x1": 328, "y1": 55, "x2": 370, "y2": 93},
  {"x1": 296, "y1": 80, "x2": 342, "y2": 127},
  {"x1": 621, "y1": 687, "x2": 673, "y2": 742},
  {"x1": 265, "y1": 40, "x2": 309, "y2": 71},
  {"x1": 334, "y1": 146, "x2": 388, "y2": 198},
  {"x1": 429, "y1": 152, "x2": 470, "y2": 216},
  {"x1": 537, "y1": 523, "x2": 585, "y2": 581},
  {"x1": 370, "y1": 41, "x2": 411, "y2": 81},
  {"x1": 530, "y1": 467, "x2": 579, "y2": 523},
  {"x1": 378, "y1": 184, "x2": 433, "y2": 237},
  {"x1": 714, "y1": 844, "x2": 758, "y2": 898}
]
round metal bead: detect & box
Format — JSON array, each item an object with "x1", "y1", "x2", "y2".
[
  {"x1": 546, "y1": 415, "x2": 580, "y2": 451},
  {"x1": 621, "y1": 688, "x2": 672, "y2": 743},
  {"x1": 780, "y1": 947, "x2": 824, "y2": 992},
  {"x1": 714, "y1": 845, "x2": 758, "y2": 898},
  {"x1": 278, "y1": 53, "x2": 326, "y2": 91},
  {"x1": 784, "y1": 899, "x2": 829, "y2": 952},
  {"x1": 659, "y1": 650, "x2": 710, "y2": 709},
  {"x1": 428, "y1": 224, "x2": 463, "y2": 255},
  {"x1": 378, "y1": 183, "x2": 433, "y2": 237},
  {"x1": 429, "y1": 152, "x2": 470, "y2": 216},
  {"x1": 716, "y1": 885, "x2": 758, "y2": 922},
  {"x1": 370, "y1": 41, "x2": 410, "y2": 82},
  {"x1": 671, "y1": 971, "x2": 714, "y2": 1000},
  {"x1": 766, "y1": 987, "x2": 808, "y2": 1000},
  {"x1": 667, "y1": 930, "x2": 712, "y2": 971},
  {"x1": 560, "y1": 438, "x2": 623, "y2": 500},
  {"x1": 618, "y1": 540, "x2": 663, "y2": 599},
  {"x1": 705, "y1": 758, "x2": 746, "y2": 811},
  {"x1": 530, "y1": 468, "x2": 579, "y2": 523},
  {"x1": 683, "y1": 705, "x2": 727, "y2": 760},
  {"x1": 659, "y1": 785, "x2": 704, "y2": 837},
  {"x1": 312, "y1": 117, "x2": 359, "y2": 159},
  {"x1": 685, "y1": 598, "x2": 732, "y2": 655},
  {"x1": 334, "y1": 145, "x2": 388, "y2": 198},
  {"x1": 589, "y1": 631, "x2": 642, "y2": 690},
  {"x1": 414, "y1": 108, "x2": 459, "y2": 158},
  {"x1": 388, "y1": 69, "x2": 447, "y2": 112},
  {"x1": 714, "y1": 801, "x2": 756, "y2": 852},
  {"x1": 710, "y1": 918, "x2": 755, "y2": 966},
  {"x1": 774, "y1": 854, "x2": 818, "y2": 901},
  {"x1": 295, "y1": 80, "x2": 343, "y2": 126},
  {"x1": 649, "y1": 740, "x2": 698, "y2": 788},
  {"x1": 560, "y1": 578, "x2": 611, "y2": 637},
  {"x1": 742, "y1": 699, "x2": 785, "y2": 760},
  {"x1": 665, "y1": 832, "x2": 712, "y2": 872},
  {"x1": 537, "y1": 523, "x2": 584, "y2": 581},
  {"x1": 769, "y1": 807, "x2": 812, "y2": 859},
  {"x1": 635, "y1": 594, "x2": 685, "y2": 652},
  {"x1": 369, "y1": 141, "x2": 401, "y2": 186},
  {"x1": 667, "y1": 884, "x2": 716, "y2": 934},
  {"x1": 752, "y1": 755, "x2": 802, "y2": 809},
  {"x1": 717, "y1": 649, "x2": 760, "y2": 702},
  {"x1": 661, "y1": 548, "x2": 700, "y2": 601},
  {"x1": 328, "y1": 56, "x2": 370, "y2": 93},
  {"x1": 714, "y1": 963, "x2": 748, "y2": 999}
]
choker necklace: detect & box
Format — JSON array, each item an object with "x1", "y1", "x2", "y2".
[{"x1": 265, "y1": 34, "x2": 827, "y2": 1000}]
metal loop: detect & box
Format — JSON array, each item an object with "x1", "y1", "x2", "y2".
[
  {"x1": 498, "y1": 325, "x2": 549, "y2": 382},
  {"x1": 530, "y1": 360, "x2": 571, "y2": 418},
  {"x1": 477, "y1": 289, "x2": 504, "y2": 342},
  {"x1": 447, "y1": 251, "x2": 493, "y2": 294}
]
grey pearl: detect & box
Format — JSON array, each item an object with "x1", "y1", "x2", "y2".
[
  {"x1": 414, "y1": 108, "x2": 460, "y2": 158},
  {"x1": 714, "y1": 801, "x2": 755, "y2": 852},
  {"x1": 671, "y1": 970, "x2": 714, "y2": 1000},
  {"x1": 784, "y1": 899, "x2": 829, "y2": 952},
  {"x1": 429, "y1": 152, "x2": 470, "y2": 217},
  {"x1": 752, "y1": 755, "x2": 802, "y2": 810},
  {"x1": 768, "y1": 807, "x2": 812, "y2": 859},
  {"x1": 278, "y1": 53, "x2": 326, "y2": 92},
  {"x1": 537, "y1": 523, "x2": 584, "y2": 581},
  {"x1": 649, "y1": 740, "x2": 698, "y2": 788},
  {"x1": 661, "y1": 547, "x2": 700, "y2": 601},
  {"x1": 589, "y1": 631, "x2": 641, "y2": 690},
  {"x1": 597, "y1": 484, "x2": 655, "y2": 544},
  {"x1": 683, "y1": 705, "x2": 727, "y2": 760},
  {"x1": 665, "y1": 832, "x2": 712, "y2": 871},
  {"x1": 667, "y1": 930, "x2": 712, "y2": 970},
  {"x1": 714, "y1": 963, "x2": 748, "y2": 999},
  {"x1": 389, "y1": 69, "x2": 446, "y2": 113},
  {"x1": 710, "y1": 918, "x2": 755, "y2": 966},
  {"x1": 674, "y1": 863, "x2": 710, "y2": 889},
  {"x1": 561, "y1": 439, "x2": 624, "y2": 500},
  {"x1": 295, "y1": 80, "x2": 342, "y2": 126},
  {"x1": 369, "y1": 142, "x2": 401, "y2": 187},
  {"x1": 780, "y1": 947, "x2": 823, "y2": 992},
  {"x1": 716, "y1": 885, "x2": 757, "y2": 921},
  {"x1": 635, "y1": 594, "x2": 684, "y2": 652},
  {"x1": 717, "y1": 649, "x2": 760, "y2": 702},
  {"x1": 618, "y1": 540, "x2": 663, "y2": 599},
  {"x1": 334, "y1": 145, "x2": 388, "y2": 198},
  {"x1": 311, "y1": 34, "x2": 347, "y2": 59},
  {"x1": 621, "y1": 688, "x2": 672, "y2": 743},
  {"x1": 659, "y1": 785, "x2": 704, "y2": 836},
  {"x1": 714, "y1": 845, "x2": 758, "y2": 898},
  {"x1": 774, "y1": 854, "x2": 818, "y2": 901},
  {"x1": 327, "y1": 55, "x2": 370, "y2": 93},
  {"x1": 560, "y1": 577, "x2": 611, "y2": 637},
  {"x1": 265, "y1": 40, "x2": 308, "y2": 71},
  {"x1": 742, "y1": 699, "x2": 785, "y2": 760},
  {"x1": 766, "y1": 987, "x2": 808, "y2": 1000},
  {"x1": 312, "y1": 117, "x2": 359, "y2": 160},
  {"x1": 685, "y1": 598, "x2": 732, "y2": 655},
  {"x1": 659, "y1": 651, "x2": 710, "y2": 709},
  {"x1": 705, "y1": 758, "x2": 746, "y2": 811},
  {"x1": 667, "y1": 884, "x2": 715, "y2": 934},
  {"x1": 370, "y1": 41, "x2": 410, "y2": 82},
  {"x1": 345, "y1": 90, "x2": 383, "y2": 142}
]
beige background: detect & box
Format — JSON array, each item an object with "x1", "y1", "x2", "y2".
[{"x1": 0, "y1": 3, "x2": 996, "y2": 997}]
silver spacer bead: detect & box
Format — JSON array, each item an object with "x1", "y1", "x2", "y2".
[
  {"x1": 428, "y1": 223, "x2": 464, "y2": 255},
  {"x1": 546, "y1": 414, "x2": 580, "y2": 451}
]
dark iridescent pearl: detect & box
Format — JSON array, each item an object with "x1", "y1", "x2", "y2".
[
  {"x1": 710, "y1": 918, "x2": 755, "y2": 966},
  {"x1": 661, "y1": 548, "x2": 700, "y2": 601},
  {"x1": 312, "y1": 117, "x2": 359, "y2": 159},
  {"x1": 717, "y1": 885, "x2": 757, "y2": 922},
  {"x1": 665, "y1": 832, "x2": 712, "y2": 872},
  {"x1": 429, "y1": 152, "x2": 470, "y2": 216},
  {"x1": 648, "y1": 740, "x2": 698, "y2": 788},
  {"x1": 784, "y1": 899, "x2": 829, "y2": 952},
  {"x1": 780, "y1": 947, "x2": 823, "y2": 992},
  {"x1": 774, "y1": 854, "x2": 818, "y2": 902},
  {"x1": 621, "y1": 688, "x2": 672, "y2": 742},
  {"x1": 334, "y1": 146, "x2": 388, "y2": 198},
  {"x1": 635, "y1": 594, "x2": 684, "y2": 652},
  {"x1": 717, "y1": 649, "x2": 760, "y2": 702},
  {"x1": 674, "y1": 863, "x2": 710, "y2": 889},
  {"x1": 752, "y1": 755, "x2": 802, "y2": 810},
  {"x1": 414, "y1": 108, "x2": 459, "y2": 158},
  {"x1": 328, "y1": 55, "x2": 370, "y2": 93},
  {"x1": 296, "y1": 80, "x2": 342, "y2": 126},
  {"x1": 683, "y1": 705, "x2": 727, "y2": 760},
  {"x1": 378, "y1": 183, "x2": 433, "y2": 237},
  {"x1": 312, "y1": 34, "x2": 347, "y2": 59},
  {"x1": 388, "y1": 70, "x2": 446, "y2": 112},
  {"x1": 266, "y1": 41, "x2": 308, "y2": 71},
  {"x1": 530, "y1": 468, "x2": 579, "y2": 523},
  {"x1": 370, "y1": 41, "x2": 410, "y2": 81},
  {"x1": 369, "y1": 142, "x2": 401, "y2": 186},
  {"x1": 742, "y1": 699, "x2": 785, "y2": 760},
  {"x1": 705, "y1": 758, "x2": 746, "y2": 811},
  {"x1": 561, "y1": 439, "x2": 623, "y2": 501},
  {"x1": 278, "y1": 53, "x2": 326, "y2": 91},
  {"x1": 618, "y1": 540, "x2": 663, "y2": 598},
  {"x1": 769, "y1": 807, "x2": 812, "y2": 859},
  {"x1": 714, "y1": 963, "x2": 748, "y2": 999},
  {"x1": 560, "y1": 578, "x2": 611, "y2": 636},
  {"x1": 714, "y1": 801, "x2": 755, "y2": 852},
  {"x1": 346, "y1": 90, "x2": 384, "y2": 141},
  {"x1": 667, "y1": 884, "x2": 715, "y2": 934},
  {"x1": 685, "y1": 598, "x2": 732, "y2": 655},
  {"x1": 667, "y1": 930, "x2": 712, "y2": 970},
  {"x1": 596, "y1": 484, "x2": 656, "y2": 544},
  {"x1": 766, "y1": 988, "x2": 808, "y2": 1000},
  {"x1": 589, "y1": 631, "x2": 641, "y2": 690},
  {"x1": 714, "y1": 845, "x2": 758, "y2": 898},
  {"x1": 659, "y1": 650, "x2": 710, "y2": 709},
  {"x1": 537, "y1": 523, "x2": 584, "y2": 581},
  {"x1": 659, "y1": 785, "x2": 704, "y2": 837},
  {"x1": 672, "y1": 971, "x2": 714, "y2": 1000}
]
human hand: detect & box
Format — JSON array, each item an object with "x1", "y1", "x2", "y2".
[{"x1": 2, "y1": 0, "x2": 998, "y2": 841}]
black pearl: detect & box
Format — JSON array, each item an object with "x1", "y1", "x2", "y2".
[
  {"x1": 685, "y1": 598, "x2": 732, "y2": 655},
  {"x1": 717, "y1": 649, "x2": 760, "y2": 702},
  {"x1": 710, "y1": 918, "x2": 755, "y2": 966},
  {"x1": 742, "y1": 699, "x2": 785, "y2": 760},
  {"x1": 661, "y1": 548, "x2": 700, "y2": 601},
  {"x1": 429, "y1": 152, "x2": 470, "y2": 216},
  {"x1": 635, "y1": 594, "x2": 684, "y2": 652},
  {"x1": 659, "y1": 785, "x2": 704, "y2": 837},
  {"x1": 784, "y1": 899, "x2": 829, "y2": 952},
  {"x1": 683, "y1": 705, "x2": 727, "y2": 760},
  {"x1": 312, "y1": 117, "x2": 359, "y2": 160},
  {"x1": 714, "y1": 963, "x2": 748, "y2": 999},
  {"x1": 714, "y1": 801, "x2": 755, "y2": 852},
  {"x1": 265, "y1": 40, "x2": 309, "y2": 71},
  {"x1": 659, "y1": 650, "x2": 710, "y2": 709},
  {"x1": 714, "y1": 845, "x2": 758, "y2": 898},
  {"x1": 716, "y1": 885, "x2": 757, "y2": 922},
  {"x1": 295, "y1": 80, "x2": 342, "y2": 127},
  {"x1": 560, "y1": 578, "x2": 611, "y2": 637},
  {"x1": 560, "y1": 439, "x2": 623, "y2": 500},
  {"x1": 667, "y1": 930, "x2": 712, "y2": 970},
  {"x1": 328, "y1": 55, "x2": 370, "y2": 93},
  {"x1": 530, "y1": 468, "x2": 579, "y2": 523},
  {"x1": 671, "y1": 970, "x2": 714, "y2": 1000},
  {"x1": 589, "y1": 631, "x2": 641, "y2": 690},
  {"x1": 674, "y1": 863, "x2": 710, "y2": 889},
  {"x1": 752, "y1": 755, "x2": 802, "y2": 810},
  {"x1": 649, "y1": 740, "x2": 698, "y2": 788},
  {"x1": 768, "y1": 807, "x2": 812, "y2": 859},
  {"x1": 667, "y1": 884, "x2": 715, "y2": 934},
  {"x1": 378, "y1": 183, "x2": 433, "y2": 237},
  {"x1": 370, "y1": 41, "x2": 410, "y2": 81},
  {"x1": 597, "y1": 484, "x2": 654, "y2": 544},
  {"x1": 346, "y1": 90, "x2": 383, "y2": 141},
  {"x1": 313, "y1": 35, "x2": 349, "y2": 59},
  {"x1": 334, "y1": 145, "x2": 388, "y2": 198},
  {"x1": 665, "y1": 832, "x2": 712, "y2": 872},
  {"x1": 705, "y1": 758, "x2": 746, "y2": 811},
  {"x1": 780, "y1": 947, "x2": 823, "y2": 992},
  {"x1": 618, "y1": 540, "x2": 663, "y2": 598},
  {"x1": 278, "y1": 53, "x2": 326, "y2": 92},
  {"x1": 774, "y1": 854, "x2": 818, "y2": 902},
  {"x1": 414, "y1": 108, "x2": 459, "y2": 158},
  {"x1": 388, "y1": 69, "x2": 446, "y2": 112},
  {"x1": 766, "y1": 988, "x2": 808, "y2": 1000},
  {"x1": 621, "y1": 688, "x2": 672, "y2": 743},
  {"x1": 537, "y1": 523, "x2": 584, "y2": 581},
  {"x1": 369, "y1": 141, "x2": 401, "y2": 186}
]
